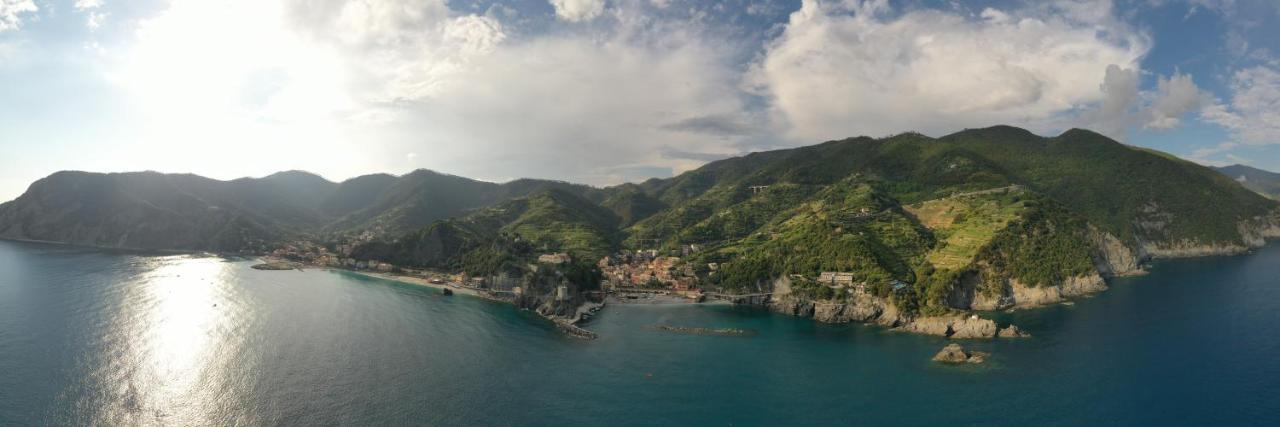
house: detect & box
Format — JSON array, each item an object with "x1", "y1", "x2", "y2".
[{"x1": 817, "y1": 272, "x2": 855, "y2": 286}]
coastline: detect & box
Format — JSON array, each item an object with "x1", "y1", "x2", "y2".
[
  {"x1": 339, "y1": 268, "x2": 604, "y2": 339},
  {"x1": 342, "y1": 269, "x2": 489, "y2": 298}
]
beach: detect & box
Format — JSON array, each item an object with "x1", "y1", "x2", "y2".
[{"x1": 344, "y1": 270, "x2": 487, "y2": 298}]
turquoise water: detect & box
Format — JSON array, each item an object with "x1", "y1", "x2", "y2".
[{"x1": 1, "y1": 239, "x2": 1278, "y2": 425}]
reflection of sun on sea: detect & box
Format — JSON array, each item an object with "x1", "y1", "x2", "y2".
[{"x1": 130, "y1": 255, "x2": 233, "y2": 424}]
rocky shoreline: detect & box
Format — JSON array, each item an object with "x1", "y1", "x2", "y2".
[{"x1": 753, "y1": 216, "x2": 1280, "y2": 339}]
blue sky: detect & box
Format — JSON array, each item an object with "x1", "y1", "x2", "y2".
[{"x1": 1, "y1": 0, "x2": 1279, "y2": 202}]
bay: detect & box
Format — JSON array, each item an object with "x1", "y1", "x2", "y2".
[{"x1": 1, "y1": 239, "x2": 1278, "y2": 425}]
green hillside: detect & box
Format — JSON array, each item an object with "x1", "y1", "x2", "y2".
[
  {"x1": 4, "y1": 126, "x2": 1275, "y2": 317},
  {"x1": 351, "y1": 189, "x2": 618, "y2": 276}
]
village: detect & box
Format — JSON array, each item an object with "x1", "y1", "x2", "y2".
[
  {"x1": 595, "y1": 244, "x2": 707, "y2": 303},
  {"x1": 261, "y1": 238, "x2": 906, "y2": 307}
]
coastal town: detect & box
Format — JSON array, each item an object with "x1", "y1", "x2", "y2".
[
  {"x1": 260, "y1": 239, "x2": 717, "y2": 304},
  {"x1": 258, "y1": 238, "x2": 902, "y2": 308}
]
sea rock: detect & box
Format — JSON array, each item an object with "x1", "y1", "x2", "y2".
[
  {"x1": 932, "y1": 343, "x2": 988, "y2": 364},
  {"x1": 902, "y1": 317, "x2": 952, "y2": 336},
  {"x1": 900, "y1": 315, "x2": 998, "y2": 338},
  {"x1": 997, "y1": 324, "x2": 1029, "y2": 338},
  {"x1": 949, "y1": 316, "x2": 998, "y2": 339}
]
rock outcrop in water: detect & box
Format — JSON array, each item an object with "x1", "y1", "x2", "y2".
[
  {"x1": 997, "y1": 324, "x2": 1029, "y2": 338},
  {"x1": 932, "y1": 344, "x2": 988, "y2": 364}
]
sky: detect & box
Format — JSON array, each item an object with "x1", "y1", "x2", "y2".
[{"x1": 1, "y1": 0, "x2": 1279, "y2": 202}]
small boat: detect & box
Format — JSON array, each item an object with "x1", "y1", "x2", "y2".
[{"x1": 442, "y1": 288, "x2": 454, "y2": 296}]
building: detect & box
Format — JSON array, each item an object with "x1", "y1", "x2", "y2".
[{"x1": 817, "y1": 272, "x2": 855, "y2": 286}]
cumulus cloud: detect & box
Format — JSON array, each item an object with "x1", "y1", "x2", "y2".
[
  {"x1": 1079, "y1": 64, "x2": 1141, "y2": 139},
  {"x1": 1203, "y1": 66, "x2": 1280, "y2": 145},
  {"x1": 380, "y1": 28, "x2": 750, "y2": 184},
  {"x1": 1144, "y1": 72, "x2": 1212, "y2": 130},
  {"x1": 549, "y1": 0, "x2": 605, "y2": 22},
  {"x1": 0, "y1": 0, "x2": 37, "y2": 32},
  {"x1": 749, "y1": 0, "x2": 1149, "y2": 141},
  {"x1": 1073, "y1": 66, "x2": 1213, "y2": 140},
  {"x1": 97, "y1": 0, "x2": 1236, "y2": 187}
]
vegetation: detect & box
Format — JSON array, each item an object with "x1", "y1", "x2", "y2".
[
  {"x1": 353, "y1": 189, "x2": 617, "y2": 278},
  {"x1": 6, "y1": 126, "x2": 1276, "y2": 316}
]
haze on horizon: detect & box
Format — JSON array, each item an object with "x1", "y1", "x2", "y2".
[{"x1": 2, "y1": 0, "x2": 1280, "y2": 203}]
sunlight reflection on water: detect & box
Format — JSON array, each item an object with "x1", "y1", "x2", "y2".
[{"x1": 95, "y1": 256, "x2": 240, "y2": 426}]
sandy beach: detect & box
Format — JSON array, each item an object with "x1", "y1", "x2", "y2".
[{"x1": 344, "y1": 270, "x2": 487, "y2": 298}]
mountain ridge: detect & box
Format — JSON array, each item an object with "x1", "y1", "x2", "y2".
[{"x1": 1215, "y1": 164, "x2": 1280, "y2": 199}]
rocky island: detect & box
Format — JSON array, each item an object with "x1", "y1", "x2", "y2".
[{"x1": 932, "y1": 343, "x2": 989, "y2": 364}]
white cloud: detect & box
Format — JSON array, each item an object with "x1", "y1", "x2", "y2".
[
  {"x1": 0, "y1": 0, "x2": 37, "y2": 32},
  {"x1": 1079, "y1": 64, "x2": 1141, "y2": 140},
  {"x1": 99, "y1": 0, "x2": 746, "y2": 186},
  {"x1": 1203, "y1": 66, "x2": 1280, "y2": 145},
  {"x1": 282, "y1": 0, "x2": 503, "y2": 103},
  {"x1": 749, "y1": 0, "x2": 1150, "y2": 141},
  {"x1": 378, "y1": 29, "x2": 750, "y2": 184},
  {"x1": 549, "y1": 0, "x2": 605, "y2": 22},
  {"x1": 1144, "y1": 71, "x2": 1211, "y2": 130},
  {"x1": 86, "y1": 11, "x2": 106, "y2": 30},
  {"x1": 1187, "y1": 141, "x2": 1239, "y2": 166},
  {"x1": 75, "y1": 0, "x2": 103, "y2": 10},
  {"x1": 1073, "y1": 66, "x2": 1213, "y2": 140}
]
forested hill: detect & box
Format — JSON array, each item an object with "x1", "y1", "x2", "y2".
[
  {"x1": 1215, "y1": 164, "x2": 1280, "y2": 199},
  {"x1": 628, "y1": 126, "x2": 1274, "y2": 248},
  {"x1": 0, "y1": 169, "x2": 598, "y2": 251},
  {"x1": 2, "y1": 126, "x2": 1276, "y2": 281}
]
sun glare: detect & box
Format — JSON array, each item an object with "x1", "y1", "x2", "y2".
[{"x1": 130, "y1": 255, "x2": 235, "y2": 423}]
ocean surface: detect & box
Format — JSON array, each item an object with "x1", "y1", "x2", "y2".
[{"x1": 1, "y1": 239, "x2": 1278, "y2": 426}]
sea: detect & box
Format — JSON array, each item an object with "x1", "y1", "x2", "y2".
[{"x1": 1, "y1": 239, "x2": 1278, "y2": 425}]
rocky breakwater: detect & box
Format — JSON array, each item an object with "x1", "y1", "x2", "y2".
[
  {"x1": 251, "y1": 260, "x2": 303, "y2": 270},
  {"x1": 653, "y1": 325, "x2": 756, "y2": 337},
  {"x1": 932, "y1": 343, "x2": 988, "y2": 364}
]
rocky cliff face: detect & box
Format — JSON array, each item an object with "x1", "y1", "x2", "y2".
[
  {"x1": 1090, "y1": 228, "x2": 1145, "y2": 276},
  {"x1": 768, "y1": 277, "x2": 1010, "y2": 339},
  {"x1": 761, "y1": 210, "x2": 1280, "y2": 335},
  {"x1": 1134, "y1": 212, "x2": 1280, "y2": 259}
]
